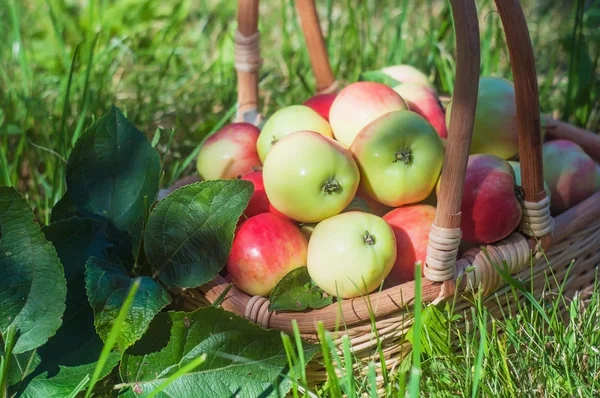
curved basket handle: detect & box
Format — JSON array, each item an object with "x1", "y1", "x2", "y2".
[
  {"x1": 422, "y1": 0, "x2": 480, "y2": 293},
  {"x1": 494, "y1": 0, "x2": 552, "y2": 247},
  {"x1": 234, "y1": 0, "x2": 261, "y2": 125},
  {"x1": 294, "y1": 0, "x2": 337, "y2": 94}
]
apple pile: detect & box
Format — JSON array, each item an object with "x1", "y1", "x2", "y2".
[{"x1": 195, "y1": 64, "x2": 600, "y2": 302}]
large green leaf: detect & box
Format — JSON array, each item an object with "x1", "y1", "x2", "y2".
[
  {"x1": 0, "y1": 186, "x2": 67, "y2": 354},
  {"x1": 10, "y1": 217, "x2": 119, "y2": 396},
  {"x1": 143, "y1": 180, "x2": 253, "y2": 288},
  {"x1": 85, "y1": 257, "x2": 171, "y2": 352},
  {"x1": 269, "y1": 267, "x2": 333, "y2": 312},
  {"x1": 63, "y1": 105, "x2": 161, "y2": 257},
  {"x1": 119, "y1": 307, "x2": 319, "y2": 398}
]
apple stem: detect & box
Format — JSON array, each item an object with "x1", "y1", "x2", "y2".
[
  {"x1": 394, "y1": 147, "x2": 413, "y2": 165},
  {"x1": 271, "y1": 137, "x2": 278, "y2": 145},
  {"x1": 322, "y1": 178, "x2": 341, "y2": 194},
  {"x1": 363, "y1": 231, "x2": 376, "y2": 245}
]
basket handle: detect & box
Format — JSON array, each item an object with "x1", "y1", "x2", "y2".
[
  {"x1": 234, "y1": 0, "x2": 261, "y2": 125},
  {"x1": 294, "y1": 1, "x2": 338, "y2": 94}
]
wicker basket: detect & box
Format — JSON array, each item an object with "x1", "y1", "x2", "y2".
[{"x1": 169, "y1": 0, "x2": 600, "y2": 387}]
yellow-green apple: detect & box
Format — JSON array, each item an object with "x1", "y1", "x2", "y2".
[
  {"x1": 329, "y1": 82, "x2": 408, "y2": 148},
  {"x1": 382, "y1": 204, "x2": 435, "y2": 285},
  {"x1": 350, "y1": 110, "x2": 445, "y2": 207},
  {"x1": 438, "y1": 154, "x2": 522, "y2": 244},
  {"x1": 240, "y1": 171, "x2": 291, "y2": 220},
  {"x1": 508, "y1": 161, "x2": 552, "y2": 200},
  {"x1": 226, "y1": 213, "x2": 308, "y2": 297},
  {"x1": 380, "y1": 64, "x2": 436, "y2": 93},
  {"x1": 303, "y1": 93, "x2": 338, "y2": 121},
  {"x1": 256, "y1": 105, "x2": 333, "y2": 162},
  {"x1": 446, "y1": 76, "x2": 518, "y2": 159},
  {"x1": 542, "y1": 140, "x2": 600, "y2": 214},
  {"x1": 394, "y1": 82, "x2": 448, "y2": 139},
  {"x1": 196, "y1": 122, "x2": 261, "y2": 180},
  {"x1": 263, "y1": 130, "x2": 360, "y2": 223},
  {"x1": 307, "y1": 211, "x2": 396, "y2": 298}
]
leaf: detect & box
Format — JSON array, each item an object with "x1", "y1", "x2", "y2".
[
  {"x1": 50, "y1": 194, "x2": 135, "y2": 269},
  {"x1": 0, "y1": 186, "x2": 67, "y2": 354},
  {"x1": 119, "y1": 306, "x2": 319, "y2": 398},
  {"x1": 405, "y1": 303, "x2": 450, "y2": 356},
  {"x1": 85, "y1": 257, "x2": 171, "y2": 352},
  {"x1": 358, "y1": 70, "x2": 401, "y2": 87},
  {"x1": 144, "y1": 180, "x2": 253, "y2": 288},
  {"x1": 17, "y1": 353, "x2": 121, "y2": 398},
  {"x1": 268, "y1": 267, "x2": 333, "y2": 312},
  {"x1": 63, "y1": 105, "x2": 161, "y2": 258},
  {"x1": 10, "y1": 217, "x2": 119, "y2": 396}
]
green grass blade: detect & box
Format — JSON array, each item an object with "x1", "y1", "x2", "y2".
[
  {"x1": 84, "y1": 278, "x2": 141, "y2": 398},
  {"x1": 408, "y1": 263, "x2": 423, "y2": 398}
]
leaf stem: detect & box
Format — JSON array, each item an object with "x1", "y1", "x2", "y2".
[{"x1": 0, "y1": 326, "x2": 18, "y2": 397}]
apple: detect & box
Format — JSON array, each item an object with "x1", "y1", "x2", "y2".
[
  {"x1": 256, "y1": 105, "x2": 333, "y2": 162},
  {"x1": 263, "y1": 130, "x2": 360, "y2": 223},
  {"x1": 438, "y1": 154, "x2": 522, "y2": 244},
  {"x1": 508, "y1": 161, "x2": 552, "y2": 200},
  {"x1": 303, "y1": 93, "x2": 337, "y2": 121},
  {"x1": 382, "y1": 204, "x2": 435, "y2": 285},
  {"x1": 226, "y1": 213, "x2": 308, "y2": 297},
  {"x1": 445, "y1": 76, "x2": 519, "y2": 160},
  {"x1": 542, "y1": 140, "x2": 600, "y2": 214},
  {"x1": 350, "y1": 110, "x2": 445, "y2": 207},
  {"x1": 380, "y1": 64, "x2": 436, "y2": 93},
  {"x1": 329, "y1": 81, "x2": 408, "y2": 148},
  {"x1": 307, "y1": 211, "x2": 397, "y2": 298},
  {"x1": 196, "y1": 122, "x2": 262, "y2": 180},
  {"x1": 393, "y1": 82, "x2": 448, "y2": 139}
]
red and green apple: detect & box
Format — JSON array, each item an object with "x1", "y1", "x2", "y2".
[
  {"x1": 350, "y1": 110, "x2": 445, "y2": 207},
  {"x1": 226, "y1": 213, "x2": 308, "y2": 297}
]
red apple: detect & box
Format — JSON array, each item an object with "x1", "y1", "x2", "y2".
[
  {"x1": 542, "y1": 140, "x2": 600, "y2": 214},
  {"x1": 383, "y1": 204, "x2": 436, "y2": 285},
  {"x1": 240, "y1": 171, "x2": 291, "y2": 220},
  {"x1": 439, "y1": 154, "x2": 522, "y2": 244},
  {"x1": 196, "y1": 122, "x2": 261, "y2": 180},
  {"x1": 329, "y1": 82, "x2": 408, "y2": 148},
  {"x1": 226, "y1": 213, "x2": 308, "y2": 297},
  {"x1": 394, "y1": 82, "x2": 448, "y2": 139},
  {"x1": 303, "y1": 93, "x2": 338, "y2": 121}
]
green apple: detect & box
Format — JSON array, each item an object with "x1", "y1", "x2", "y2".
[
  {"x1": 262, "y1": 130, "x2": 360, "y2": 223},
  {"x1": 349, "y1": 110, "x2": 445, "y2": 207},
  {"x1": 446, "y1": 76, "x2": 520, "y2": 159},
  {"x1": 307, "y1": 211, "x2": 397, "y2": 298},
  {"x1": 256, "y1": 105, "x2": 333, "y2": 162}
]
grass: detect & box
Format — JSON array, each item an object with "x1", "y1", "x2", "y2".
[{"x1": 1, "y1": 0, "x2": 600, "y2": 396}]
